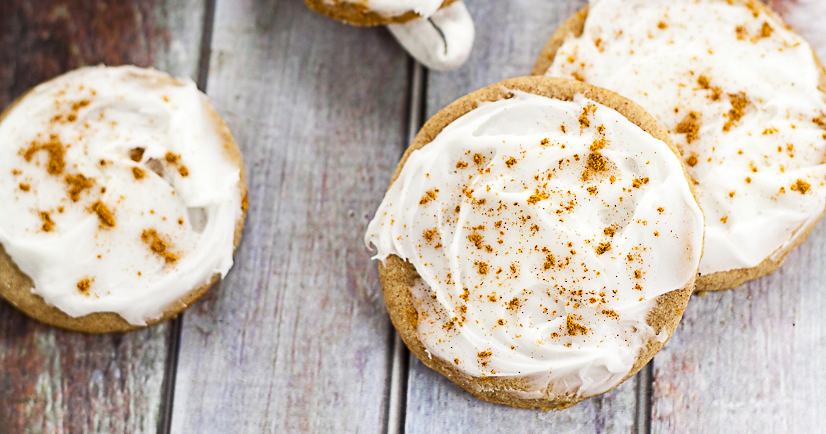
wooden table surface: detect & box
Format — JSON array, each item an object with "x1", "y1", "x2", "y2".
[{"x1": 1, "y1": 0, "x2": 824, "y2": 433}]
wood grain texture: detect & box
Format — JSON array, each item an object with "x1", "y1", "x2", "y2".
[
  {"x1": 651, "y1": 221, "x2": 826, "y2": 433},
  {"x1": 168, "y1": 0, "x2": 411, "y2": 432},
  {"x1": 649, "y1": 2, "x2": 826, "y2": 432},
  {"x1": 407, "y1": 356, "x2": 639, "y2": 434},
  {"x1": 405, "y1": 1, "x2": 640, "y2": 432},
  {"x1": 0, "y1": 0, "x2": 208, "y2": 432}
]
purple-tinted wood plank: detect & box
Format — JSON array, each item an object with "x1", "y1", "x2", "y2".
[
  {"x1": 169, "y1": 0, "x2": 409, "y2": 432},
  {"x1": 0, "y1": 1, "x2": 208, "y2": 432}
]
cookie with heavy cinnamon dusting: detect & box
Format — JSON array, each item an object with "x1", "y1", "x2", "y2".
[{"x1": 0, "y1": 66, "x2": 248, "y2": 333}]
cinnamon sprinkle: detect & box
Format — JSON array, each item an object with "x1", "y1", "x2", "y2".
[
  {"x1": 676, "y1": 111, "x2": 701, "y2": 143},
  {"x1": 791, "y1": 179, "x2": 811, "y2": 194},
  {"x1": 133, "y1": 167, "x2": 145, "y2": 180},
  {"x1": 129, "y1": 147, "x2": 145, "y2": 162},
  {"x1": 165, "y1": 152, "x2": 180, "y2": 164},
  {"x1": 424, "y1": 228, "x2": 437, "y2": 243},
  {"x1": 566, "y1": 314, "x2": 588, "y2": 335},
  {"x1": 141, "y1": 229, "x2": 179, "y2": 263},
  {"x1": 23, "y1": 136, "x2": 65, "y2": 175},
  {"x1": 586, "y1": 152, "x2": 607, "y2": 172},
  {"x1": 77, "y1": 278, "x2": 91, "y2": 294},
  {"x1": 723, "y1": 92, "x2": 748, "y2": 132},
  {"x1": 65, "y1": 174, "x2": 95, "y2": 201},
  {"x1": 419, "y1": 189, "x2": 438, "y2": 205},
  {"x1": 40, "y1": 211, "x2": 55, "y2": 232},
  {"x1": 91, "y1": 201, "x2": 115, "y2": 227}
]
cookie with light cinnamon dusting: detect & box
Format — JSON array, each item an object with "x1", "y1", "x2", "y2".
[
  {"x1": 373, "y1": 76, "x2": 703, "y2": 410},
  {"x1": 533, "y1": 0, "x2": 826, "y2": 292}
]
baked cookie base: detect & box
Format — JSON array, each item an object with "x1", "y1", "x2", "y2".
[{"x1": 378, "y1": 76, "x2": 700, "y2": 410}]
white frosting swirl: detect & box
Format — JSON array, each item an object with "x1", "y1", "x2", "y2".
[
  {"x1": 546, "y1": 0, "x2": 826, "y2": 275},
  {"x1": 0, "y1": 66, "x2": 242, "y2": 325},
  {"x1": 366, "y1": 91, "x2": 703, "y2": 398},
  {"x1": 387, "y1": 1, "x2": 475, "y2": 71}
]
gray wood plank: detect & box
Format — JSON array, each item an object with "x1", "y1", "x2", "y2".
[
  {"x1": 651, "y1": 220, "x2": 826, "y2": 433},
  {"x1": 407, "y1": 356, "x2": 639, "y2": 434},
  {"x1": 169, "y1": 0, "x2": 411, "y2": 432},
  {"x1": 0, "y1": 1, "x2": 208, "y2": 433},
  {"x1": 405, "y1": 1, "x2": 640, "y2": 432},
  {"x1": 649, "y1": 2, "x2": 826, "y2": 432}
]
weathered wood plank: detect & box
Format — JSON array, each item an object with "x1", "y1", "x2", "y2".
[
  {"x1": 651, "y1": 221, "x2": 826, "y2": 432},
  {"x1": 407, "y1": 356, "x2": 639, "y2": 434},
  {"x1": 0, "y1": 1, "x2": 208, "y2": 433},
  {"x1": 169, "y1": 0, "x2": 410, "y2": 432},
  {"x1": 649, "y1": 3, "x2": 826, "y2": 433},
  {"x1": 405, "y1": 1, "x2": 640, "y2": 432}
]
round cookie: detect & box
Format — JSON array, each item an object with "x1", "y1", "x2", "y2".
[
  {"x1": 535, "y1": 0, "x2": 826, "y2": 292},
  {"x1": 0, "y1": 66, "x2": 247, "y2": 333},
  {"x1": 305, "y1": 0, "x2": 461, "y2": 26},
  {"x1": 366, "y1": 76, "x2": 705, "y2": 410}
]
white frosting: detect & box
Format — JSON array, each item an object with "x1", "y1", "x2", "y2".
[
  {"x1": 546, "y1": 0, "x2": 826, "y2": 275},
  {"x1": 0, "y1": 66, "x2": 242, "y2": 325},
  {"x1": 333, "y1": 0, "x2": 444, "y2": 18},
  {"x1": 365, "y1": 91, "x2": 703, "y2": 398},
  {"x1": 387, "y1": 1, "x2": 475, "y2": 71}
]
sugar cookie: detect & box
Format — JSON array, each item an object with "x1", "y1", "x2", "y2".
[{"x1": 366, "y1": 76, "x2": 704, "y2": 409}]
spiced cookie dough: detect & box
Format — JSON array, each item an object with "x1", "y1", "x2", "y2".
[
  {"x1": 535, "y1": 0, "x2": 826, "y2": 291},
  {"x1": 365, "y1": 77, "x2": 704, "y2": 410},
  {"x1": 305, "y1": 0, "x2": 475, "y2": 71},
  {"x1": 0, "y1": 66, "x2": 247, "y2": 333}
]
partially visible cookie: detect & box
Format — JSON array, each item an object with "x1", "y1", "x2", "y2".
[
  {"x1": 536, "y1": 0, "x2": 826, "y2": 291},
  {"x1": 0, "y1": 66, "x2": 247, "y2": 333},
  {"x1": 366, "y1": 76, "x2": 704, "y2": 409},
  {"x1": 305, "y1": 0, "x2": 460, "y2": 26},
  {"x1": 306, "y1": 0, "x2": 476, "y2": 72}
]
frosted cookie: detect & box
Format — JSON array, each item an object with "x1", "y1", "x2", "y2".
[
  {"x1": 305, "y1": 0, "x2": 475, "y2": 71},
  {"x1": 0, "y1": 66, "x2": 247, "y2": 333},
  {"x1": 535, "y1": 0, "x2": 826, "y2": 291},
  {"x1": 365, "y1": 76, "x2": 704, "y2": 410}
]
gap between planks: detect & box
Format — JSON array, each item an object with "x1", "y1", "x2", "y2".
[
  {"x1": 157, "y1": 0, "x2": 218, "y2": 432},
  {"x1": 385, "y1": 59, "x2": 427, "y2": 434},
  {"x1": 635, "y1": 361, "x2": 654, "y2": 434}
]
